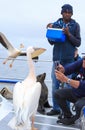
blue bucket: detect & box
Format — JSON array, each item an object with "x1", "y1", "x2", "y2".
[{"x1": 46, "y1": 28, "x2": 66, "y2": 42}]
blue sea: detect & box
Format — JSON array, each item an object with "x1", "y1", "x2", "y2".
[
  {"x1": 0, "y1": 37, "x2": 53, "y2": 87},
  {"x1": 0, "y1": 35, "x2": 85, "y2": 92},
  {"x1": 0, "y1": 37, "x2": 53, "y2": 98}
]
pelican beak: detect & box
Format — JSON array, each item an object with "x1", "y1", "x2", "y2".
[{"x1": 31, "y1": 47, "x2": 46, "y2": 58}]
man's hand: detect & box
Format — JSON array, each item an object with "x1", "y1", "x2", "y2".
[
  {"x1": 56, "y1": 64, "x2": 65, "y2": 73},
  {"x1": 46, "y1": 23, "x2": 53, "y2": 28},
  {"x1": 63, "y1": 26, "x2": 71, "y2": 37},
  {"x1": 55, "y1": 70, "x2": 68, "y2": 83}
]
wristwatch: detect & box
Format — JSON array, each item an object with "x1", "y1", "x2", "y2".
[{"x1": 67, "y1": 78, "x2": 71, "y2": 84}]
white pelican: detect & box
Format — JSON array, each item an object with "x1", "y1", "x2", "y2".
[
  {"x1": 0, "y1": 32, "x2": 39, "y2": 67},
  {"x1": 8, "y1": 46, "x2": 46, "y2": 130}
]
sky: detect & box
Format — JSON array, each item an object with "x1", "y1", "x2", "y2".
[{"x1": 0, "y1": 0, "x2": 85, "y2": 53}]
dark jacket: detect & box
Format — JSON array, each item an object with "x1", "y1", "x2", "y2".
[
  {"x1": 72, "y1": 54, "x2": 81, "y2": 79},
  {"x1": 65, "y1": 59, "x2": 85, "y2": 98},
  {"x1": 48, "y1": 18, "x2": 81, "y2": 65}
]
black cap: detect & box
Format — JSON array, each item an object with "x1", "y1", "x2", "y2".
[{"x1": 61, "y1": 4, "x2": 73, "y2": 14}]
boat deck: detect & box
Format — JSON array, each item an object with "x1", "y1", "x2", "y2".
[
  {"x1": 0, "y1": 94, "x2": 80, "y2": 130},
  {"x1": 0, "y1": 112, "x2": 80, "y2": 130}
]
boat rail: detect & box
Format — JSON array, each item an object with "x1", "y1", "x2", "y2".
[{"x1": 0, "y1": 57, "x2": 52, "y2": 99}]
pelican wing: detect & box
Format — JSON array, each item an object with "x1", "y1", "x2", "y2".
[
  {"x1": 8, "y1": 82, "x2": 25, "y2": 129},
  {"x1": 13, "y1": 82, "x2": 24, "y2": 110},
  {"x1": 0, "y1": 32, "x2": 15, "y2": 51},
  {"x1": 18, "y1": 82, "x2": 41, "y2": 124},
  {"x1": 12, "y1": 82, "x2": 41, "y2": 125},
  {"x1": 24, "y1": 82, "x2": 41, "y2": 117}
]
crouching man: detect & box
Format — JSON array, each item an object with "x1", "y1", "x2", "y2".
[{"x1": 54, "y1": 57, "x2": 85, "y2": 125}]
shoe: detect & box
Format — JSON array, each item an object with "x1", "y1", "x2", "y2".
[
  {"x1": 44, "y1": 101, "x2": 52, "y2": 108},
  {"x1": 58, "y1": 113, "x2": 64, "y2": 119},
  {"x1": 57, "y1": 116, "x2": 76, "y2": 125},
  {"x1": 47, "y1": 109, "x2": 60, "y2": 116}
]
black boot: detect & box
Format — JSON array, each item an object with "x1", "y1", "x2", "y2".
[
  {"x1": 47, "y1": 109, "x2": 60, "y2": 116},
  {"x1": 57, "y1": 115, "x2": 78, "y2": 125}
]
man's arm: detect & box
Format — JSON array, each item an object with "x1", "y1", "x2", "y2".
[
  {"x1": 55, "y1": 70, "x2": 80, "y2": 88},
  {"x1": 57, "y1": 59, "x2": 82, "y2": 75},
  {"x1": 64, "y1": 59, "x2": 82, "y2": 75},
  {"x1": 64, "y1": 23, "x2": 81, "y2": 47}
]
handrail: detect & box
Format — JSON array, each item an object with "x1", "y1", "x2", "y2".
[
  {"x1": 0, "y1": 57, "x2": 52, "y2": 62},
  {"x1": 0, "y1": 78, "x2": 52, "y2": 84},
  {"x1": 0, "y1": 79, "x2": 18, "y2": 83},
  {"x1": 0, "y1": 57, "x2": 52, "y2": 84}
]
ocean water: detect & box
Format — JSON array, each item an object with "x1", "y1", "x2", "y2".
[
  {"x1": 0, "y1": 35, "x2": 85, "y2": 99},
  {"x1": 0, "y1": 38, "x2": 53, "y2": 98},
  {"x1": 0, "y1": 35, "x2": 85, "y2": 80},
  {"x1": 0, "y1": 37, "x2": 52, "y2": 80}
]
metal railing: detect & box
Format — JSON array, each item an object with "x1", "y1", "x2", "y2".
[{"x1": 0, "y1": 57, "x2": 52, "y2": 98}]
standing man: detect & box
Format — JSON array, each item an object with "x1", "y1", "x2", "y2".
[{"x1": 46, "y1": 4, "x2": 81, "y2": 115}]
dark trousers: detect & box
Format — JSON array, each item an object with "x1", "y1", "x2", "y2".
[
  {"x1": 54, "y1": 88, "x2": 84, "y2": 118},
  {"x1": 75, "y1": 97, "x2": 85, "y2": 119}
]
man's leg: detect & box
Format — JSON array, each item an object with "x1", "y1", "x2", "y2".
[
  {"x1": 57, "y1": 97, "x2": 85, "y2": 125},
  {"x1": 75, "y1": 97, "x2": 85, "y2": 119},
  {"x1": 47, "y1": 62, "x2": 61, "y2": 115},
  {"x1": 54, "y1": 88, "x2": 76, "y2": 117},
  {"x1": 54, "y1": 88, "x2": 79, "y2": 125}
]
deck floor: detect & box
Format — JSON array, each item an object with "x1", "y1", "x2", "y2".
[
  {"x1": 0, "y1": 95, "x2": 80, "y2": 130},
  {"x1": 0, "y1": 83, "x2": 81, "y2": 130},
  {"x1": 0, "y1": 111, "x2": 80, "y2": 130}
]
